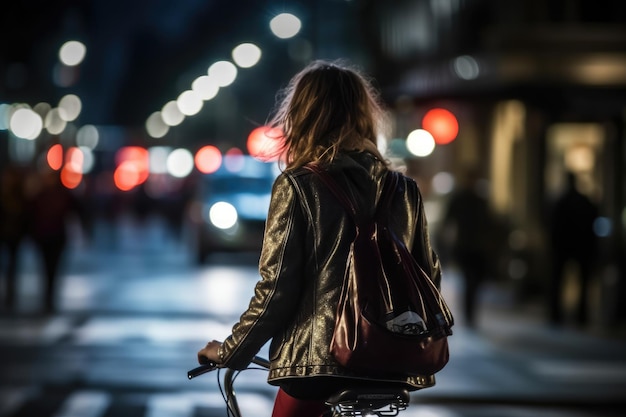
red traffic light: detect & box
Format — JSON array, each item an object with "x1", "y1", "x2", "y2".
[{"x1": 422, "y1": 108, "x2": 458, "y2": 145}]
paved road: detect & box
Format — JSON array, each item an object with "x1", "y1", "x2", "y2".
[{"x1": 1, "y1": 215, "x2": 626, "y2": 417}]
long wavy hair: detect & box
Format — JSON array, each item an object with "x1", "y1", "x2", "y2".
[{"x1": 267, "y1": 60, "x2": 389, "y2": 170}]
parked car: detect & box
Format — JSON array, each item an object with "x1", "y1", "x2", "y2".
[{"x1": 188, "y1": 155, "x2": 279, "y2": 263}]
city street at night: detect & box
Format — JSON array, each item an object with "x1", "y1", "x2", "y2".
[
  {"x1": 3, "y1": 1, "x2": 626, "y2": 416},
  {"x1": 1, "y1": 216, "x2": 625, "y2": 417}
]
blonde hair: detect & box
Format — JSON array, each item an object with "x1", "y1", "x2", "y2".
[{"x1": 267, "y1": 60, "x2": 389, "y2": 170}]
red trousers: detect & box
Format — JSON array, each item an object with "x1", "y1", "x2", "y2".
[{"x1": 271, "y1": 388, "x2": 329, "y2": 417}]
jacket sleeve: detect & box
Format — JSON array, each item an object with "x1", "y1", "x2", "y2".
[
  {"x1": 219, "y1": 173, "x2": 307, "y2": 369},
  {"x1": 410, "y1": 180, "x2": 442, "y2": 289}
]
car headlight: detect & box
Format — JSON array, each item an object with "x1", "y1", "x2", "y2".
[{"x1": 209, "y1": 201, "x2": 238, "y2": 229}]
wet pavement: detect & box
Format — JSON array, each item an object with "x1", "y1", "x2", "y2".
[{"x1": 1, "y1": 215, "x2": 626, "y2": 417}]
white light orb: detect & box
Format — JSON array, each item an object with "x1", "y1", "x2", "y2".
[
  {"x1": 166, "y1": 148, "x2": 194, "y2": 178},
  {"x1": 232, "y1": 43, "x2": 262, "y2": 68},
  {"x1": 10, "y1": 108, "x2": 43, "y2": 140},
  {"x1": 76, "y1": 124, "x2": 99, "y2": 149},
  {"x1": 406, "y1": 129, "x2": 436, "y2": 157},
  {"x1": 209, "y1": 202, "x2": 238, "y2": 229},
  {"x1": 58, "y1": 94, "x2": 82, "y2": 121},
  {"x1": 145, "y1": 112, "x2": 169, "y2": 138},
  {"x1": 431, "y1": 172, "x2": 455, "y2": 195},
  {"x1": 270, "y1": 13, "x2": 302, "y2": 39},
  {"x1": 44, "y1": 108, "x2": 67, "y2": 135},
  {"x1": 161, "y1": 101, "x2": 185, "y2": 126},
  {"x1": 192, "y1": 75, "x2": 219, "y2": 101},
  {"x1": 149, "y1": 146, "x2": 171, "y2": 174},
  {"x1": 208, "y1": 61, "x2": 238, "y2": 87},
  {"x1": 59, "y1": 40, "x2": 86, "y2": 66},
  {"x1": 176, "y1": 90, "x2": 203, "y2": 116}
]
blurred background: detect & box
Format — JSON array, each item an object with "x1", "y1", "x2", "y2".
[{"x1": 1, "y1": 1, "x2": 626, "y2": 416}]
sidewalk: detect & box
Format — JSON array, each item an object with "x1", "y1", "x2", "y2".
[{"x1": 418, "y1": 271, "x2": 626, "y2": 408}]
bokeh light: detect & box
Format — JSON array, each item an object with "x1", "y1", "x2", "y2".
[
  {"x1": 195, "y1": 145, "x2": 222, "y2": 174},
  {"x1": 209, "y1": 202, "x2": 238, "y2": 229},
  {"x1": 60, "y1": 164, "x2": 82, "y2": 189},
  {"x1": 247, "y1": 126, "x2": 283, "y2": 162},
  {"x1": 10, "y1": 107, "x2": 42, "y2": 139},
  {"x1": 406, "y1": 129, "x2": 436, "y2": 157},
  {"x1": 47, "y1": 144, "x2": 64, "y2": 170},
  {"x1": 33, "y1": 102, "x2": 51, "y2": 119},
  {"x1": 177, "y1": 90, "x2": 203, "y2": 116},
  {"x1": 422, "y1": 108, "x2": 459, "y2": 145},
  {"x1": 453, "y1": 55, "x2": 480, "y2": 80},
  {"x1": 59, "y1": 40, "x2": 87, "y2": 66},
  {"x1": 191, "y1": 76, "x2": 219, "y2": 101},
  {"x1": 593, "y1": 217, "x2": 612, "y2": 237},
  {"x1": 58, "y1": 94, "x2": 82, "y2": 122},
  {"x1": 114, "y1": 146, "x2": 149, "y2": 191},
  {"x1": 78, "y1": 146, "x2": 95, "y2": 173},
  {"x1": 149, "y1": 146, "x2": 171, "y2": 174},
  {"x1": 44, "y1": 108, "x2": 67, "y2": 135},
  {"x1": 146, "y1": 112, "x2": 169, "y2": 138},
  {"x1": 270, "y1": 13, "x2": 302, "y2": 39},
  {"x1": 114, "y1": 161, "x2": 141, "y2": 192},
  {"x1": 208, "y1": 61, "x2": 237, "y2": 87},
  {"x1": 166, "y1": 148, "x2": 194, "y2": 178},
  {"x1": 232, "y1": 43, "x2": 262, "y2": 68},
  {"x1": 161, "y1": 101, "x2": 185, "y2": 126},
  {"x1": 65, "y1": 147, "x2": 84, "y2": 174},
  {"x1": 76, "y1": 124, "x2": 99, "y2": 149},
  {"x1": 432, "y1": 171, "x2": 455, "y2": 195},
  {"x1": 0, "y1": 103, "x2": 10, "y2": 130},
  {"x1": 224, "y1": 148, "x2": 245, "y2": 172}
]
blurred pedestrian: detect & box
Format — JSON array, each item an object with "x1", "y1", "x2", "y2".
[
  {"x1": 27, "y1": 168, "x2": 87, "y2": 313},
  {"x1": 441, "y1": 166, "x2": 494, "y2": 327},
  {"x1": 196, "y1": 60, "x2": 442, "y2": 417},
  {"x1": 548, "y1": 172, "x2": 599, "y2": 326},
  {"x1": 0, "y1": 164, "x2": 29, "y2": 311}
]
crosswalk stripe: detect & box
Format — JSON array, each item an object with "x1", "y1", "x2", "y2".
[
  {"x1": 146, "y1": 392, "x2": 227, "y2": 417},
  {"x1": 0, "y1": 316, "x2": 73, "y2": 345},
  {"x1": 52, "y1": 390, "x2": 111, "y2": 417},
  {"x1": 530, "y1": 359, "x2": 626, "y2": 383}
]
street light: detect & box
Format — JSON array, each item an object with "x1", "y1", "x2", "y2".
[
  {"x1": 406, "y1": 129, "x2": 436, "y2": 157},
  {"x1": 192, "y1": 75, "x2": 219, "y2": 101},
  {"x1": 270, "y1": 13, "x2": 301, "y2": 39},
  {"x1": 208, "y1": 60, "x2": 237, "y2": 87},
  {"x1": 232, "y1": 43, "x2": 262, "y2": 68},
  {"x1": 59, "y1": 40, "x2": 86, "y2": 66}
]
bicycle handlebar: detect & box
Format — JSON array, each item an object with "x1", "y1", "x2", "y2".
[
  {"x1": 187, "y1": 356, "x2": 270, "y2": 379},
  {"x1": 188, "y1": 355, "x2": 410, "y2": 416},
  {"x1": 187, "y1": 361, "x2": 217, "y2": 379}
]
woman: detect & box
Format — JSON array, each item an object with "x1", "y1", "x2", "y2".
[{"x1": 197, "y1": 60, "x2": 441, "y2": 417}]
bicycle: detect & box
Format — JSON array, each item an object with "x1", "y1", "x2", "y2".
[{"x1": 188, "y1": 356, "x2": 410, "y2": 417}]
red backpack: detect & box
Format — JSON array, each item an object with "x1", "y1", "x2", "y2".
[{"x1": 306, "y1": 165, "x2": 454, "y2": 377}]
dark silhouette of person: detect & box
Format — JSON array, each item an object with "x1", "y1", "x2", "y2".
[
  {"x1": 27, "y1": 168, "x2": 87, "y2": 313},
  {"x1": 0, "y1": 164, "x2": 29, "y2": 311},
  {"x1": 442, "y1": 167, "x2": 494, "y2": 327},
  {"x1": 548, "y1": 172, "x2": 599, "y2": 326}
]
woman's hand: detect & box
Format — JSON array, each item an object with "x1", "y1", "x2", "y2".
[{"x1": 197, "y1": 340, "x2": 223, "y2": 365}]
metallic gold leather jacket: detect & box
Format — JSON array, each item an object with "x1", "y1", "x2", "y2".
[{"x1": 219, "y1": 151, "x2": 441, "y2": 391}]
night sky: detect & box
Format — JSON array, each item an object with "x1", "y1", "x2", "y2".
[{"x1": 1, "y1": 0, "x2": 311, "y2": 132}]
